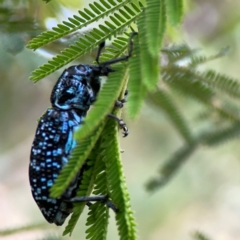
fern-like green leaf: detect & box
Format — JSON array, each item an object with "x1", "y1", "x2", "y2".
[
  {"x1": 161, "y1": 44, "x2": 196, "y2": 63},
  {"x1": 202, "y1": 123, "x2": 240, "y2": 146},
  {"x1": 162, "y1": 66, "x2": 240, "y2": 121},
  {"x1": 146, "y1": 0, "x2": 166, "y2": 56},
  {"x1": 146, "y1": 142, "x2": 197, "y2": 191},
  {"x1": 84, "y1": 147, "x2": 109, "y2": 240},
  {"x1": 137, "y1": 11, "x2": 159, "y2": 90},
  {"x1": 162, "y1": 66, "x2": 214, "y2": 103},
  {"x1": 27, "y1": 0, "x2": 133, "y2": 50},
  {"x1": 165, "y1": 0, "x2": 184, "y2": 25},
  {"x1": 50, "y1": 124, "x2": 104, "y2": 198},
  {"x1": 209, "y1": 99, "x2": 240, "y2": 122},
  {"x1": 85, "y1": 203, "x2": 108, "y2": 240},
  {"x1": 63, "y1": 157, "x2": 98, "y2": 235},
  {"x1": 74, "y1": 64, "x2": 128, "y2": 141},
  {"x1": 85, "y1": 170, "x2": 109, "y2": 240},
  {"x1": 127, "y1": 33, "x2": 147, "y2": 119},
  {"x1": 101, "y1": 117, "x2": 137, "y2": 240},
  {"x1": 189, "y1": 46, "x2": 230, "y2": 67},
  {"x1": 30, "y1": 4, "x2": 141, "y2": 81},
  {"x1": 146, "y1": 123, "x2": 240, "y2": 191},
  {"x1": 148, "y1": 89, "x2": 193, "y2": 143},
  {"x1": 200, "y1": 70, "x2": 240, "y2": 99},
  {"x1": 63, "y1": 140, "x2": 109, "y2": 236}
]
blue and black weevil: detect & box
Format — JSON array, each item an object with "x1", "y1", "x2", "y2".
[{"x1": 29, "y1": 34, "x2": 135, "y2": 225}]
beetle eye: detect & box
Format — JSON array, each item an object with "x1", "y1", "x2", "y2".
[{"x1": 76, "y1": 65, "x2": 86, "y2": 72}]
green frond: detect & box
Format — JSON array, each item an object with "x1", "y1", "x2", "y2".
[
  {"x1": 162, "y1": 66, "x2": 240, "y2": 122},
  {"x1": 74, "y1": 64, "x2": 128, "y2": 141},
  {"x1": 146, "y1": 123, "x2": 240, "y2": 191},
  {"x1": 91, "y1": 151, "x2": 109, "y2": 198},
  {"x1": 50, "y1": 124, "x2": 104, "y2": 198},
  {"x1": 101, "y1": 117, "x2": 137, "y2": 240},
  {"x1": 189, "y1": 46, "x2": 230, "y2": 67},
  {"x1": 194, "y1": 109, "x2": 222, "y2": 123},
  {"x1": 63, "y1": 158, "x2": 97, "y2": 235},
  {"x1": 85, "y1": 203, "x2": 108, "y2": 240},
  {"x1": 86, "y1": 170, "x2": 109, "y2": 240},
  {"x1": 162, "y1": 66, "x2": 214, "y2": 103},
  {"x1": 165, "y1": 0, "x2": 184, "y2": 25},
  {"x1": 201, "y1": 123, "x2": 240, "y2": 146},
  {"x1": 127, "y1": 33, "x2": 147, "y2": 119},
  {"x1": 161, "y1": 44, "x2": 196, "y2": 63},
  {"x1": 27, "y1": 0, "x2": 133, "y2": 50},
  {"x1": 199, "y1": 70, "x2": 240, "y2": 99},
  {"x1": 63, "y1": 141, "x2": 109, "y2": 236},
  {"x1": 137, "y1": 11, "x2": 159, "y2": 90},
  {"x1": 146, "y1": 142, "x2": 197, "y2": 191},
  {"x1": 208, "y1": 99, "x2": 240, "y2": 122},
  {"x1": 85, "y1": 149, "x2": 109, "y2": 240},
  {"x1": 146, "y1": 0, "x2": 166, "y2": 56},
  {"x1": 86, "y1": 158, "x2": 109, "y2": 240},
  {"x1": 30, "y1": 4, "x2": 141, "y2": 81},
  {"x1": 148, "y1": 89, "x2": 193, "y2": 143},
  {"x1": 65, "y1": 100, "x2": 137, "y2": 237}
]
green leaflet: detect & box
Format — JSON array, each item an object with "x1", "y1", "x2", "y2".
[
  {"x1": 165, "y1": 0, "x2": 184, "y2": 25},
  {"x1": 27, "y1": 0, "x2": 133, "y2": 50},
  {"x1": 201, "y1": 122, "x2": 240, "y2": 146},
  {"x1": 63, "y1": 163, "x2": 94, "y2": 236},
  {"x1": 63, "y1": 148, "x2": 104, "y2": 235},
  {"x1": 29, "y1": 3, "x2": 141, "y2": 81},
  {"x1": 189, "y1": 46, "x2": 230, "y2": 67},
  {"x1": 64, "y1": 144, "x2": 110, "y2": 237},
  {"x1": 101, "y1": 117, "x2": 137, "y2": 240},
  {"x1": 162, "y1": 65, "x2": 214, "y2": 103},
  {"x1": 146, "y1": 123, "x2": 240, "y2": 191},
  {"x1": 162, "y1": 65, "x2": 240, "y2": 122},
  {"x1": 161, "y1": 44, "x2": 196, "y2": 63},
  {"x1": 85, "y1": 202, "x2": 108, "y2": 240},
  {"x1": 146, "y1": 0, "x2": 166, "y2": 56},
  {"x1": 85, "y1": 154, "x2": 109, "y2": 240},
  {"x1": 63, "y1": 103, "x2": 137, "y2": 237},
  {"x1": 137, "y1": 11, "x2": 159, "y2": 90},
  {"x1": 200, "y1": 70, "x2": 240, "y2": 99},
  {"x1": 127, "y1": 33, "x2": 147, "y2": 119}
]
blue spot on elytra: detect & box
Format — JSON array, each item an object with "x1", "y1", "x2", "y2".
[{"x1": 47, "y1": 180, "x2": 53, "y2": 187}]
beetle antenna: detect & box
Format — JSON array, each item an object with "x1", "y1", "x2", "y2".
[{"x1": 96, "y1": 41, "x2": 105, "y2": 64}]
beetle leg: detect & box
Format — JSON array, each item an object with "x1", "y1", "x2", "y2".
[
  {"x1": 108, "y1": 114, "x2": 129, "y2": 137},
  {"x1": 68, "y1": 195, "x2": 118, "y2": 213}
]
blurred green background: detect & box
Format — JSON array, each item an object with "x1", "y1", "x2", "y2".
[{"x1": 1, "y1": 0, "x2": 240, "y2": 239}]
